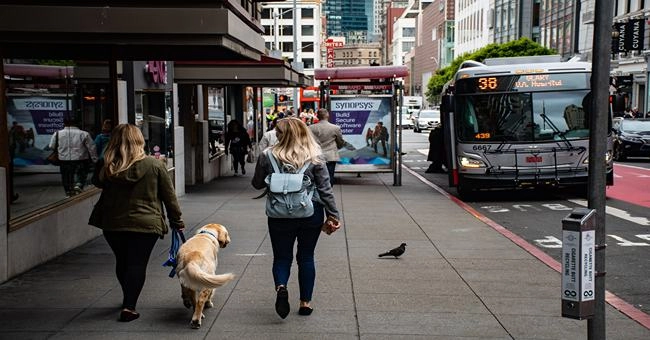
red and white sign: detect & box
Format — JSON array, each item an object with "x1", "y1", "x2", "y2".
[
  {"x1": 325, "y1": 40, "x2": 344, "y2": 48},
  {"x1": 325, "y1": 38, "x2": 344, "y2": 68}
]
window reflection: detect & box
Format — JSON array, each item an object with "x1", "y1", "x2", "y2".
[
  {"x1": 4, "y1": 60, "x2": 111, "y2": 220},
  {"x1": 134, "y1": 91, "x2": 174, "y2": 168}
]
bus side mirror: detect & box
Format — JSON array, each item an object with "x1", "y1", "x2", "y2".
[{"x1": 441, "y1": 96, "x2": 454, "y2": 112}]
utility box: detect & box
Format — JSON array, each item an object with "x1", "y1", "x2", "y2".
[{"x1": 561, "y1": 208, "x2": 596, "y2": 319}]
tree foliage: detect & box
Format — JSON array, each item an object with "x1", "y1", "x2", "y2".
[{"x1": 425, "y1": 38, "x2": 556, "y2": 104}]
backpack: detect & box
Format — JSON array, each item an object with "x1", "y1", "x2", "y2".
[{"x1": 264, "y1": 150, "x2": 314, "y2": 218}]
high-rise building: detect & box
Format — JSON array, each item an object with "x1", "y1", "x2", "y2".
[
  {"x1": 260, "y1": 1, "x2": 322, "y2": 81},
  {"x1": 454, "y1": 0, "x2": 491, "y2": 57},
  {"x1": 325, "y1": 0, "x2": 369, "y2": 42}
]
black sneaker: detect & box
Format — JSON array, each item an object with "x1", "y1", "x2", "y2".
[{"x1": 275, "y1": 286, "x2": 290, "y2": 319}]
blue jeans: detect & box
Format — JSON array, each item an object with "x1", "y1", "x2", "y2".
[{"x1": 268, "y1": 202, "x2": 324, "y2": 302}]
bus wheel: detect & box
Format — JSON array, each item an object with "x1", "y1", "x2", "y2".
[{"x1": 457, "y1": 183, "x2": 475, "y2": 201}]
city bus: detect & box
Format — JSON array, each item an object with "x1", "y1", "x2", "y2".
[{"x1": 440, "y1": 55, "x2": 614, "y2": 198}]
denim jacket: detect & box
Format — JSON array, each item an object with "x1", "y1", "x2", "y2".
[{"x1": 251, "y1": 152, "x2": 340, "y2": 220}]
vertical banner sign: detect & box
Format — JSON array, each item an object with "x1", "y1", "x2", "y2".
[
  {"x1": 581, "y1": 230, "x2": 595, "y2": 302},
  {"x1": 325, "y1": 39, "x2": 343, "y2": 68},
  {"x1": 330, "y1": 95, "x2": 393, "y2": 171},
  {"x1": 562, "y1": 230, "x2": 580, "y2": 303},
  {"x1": 627, "y1": 19, "x2": 645, "y2": 51},
  {"x1": 613, "y1": 22, "x2": 627, "y2": 53}
]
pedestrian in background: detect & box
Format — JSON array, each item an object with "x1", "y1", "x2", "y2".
[
  {"x1": 251, "y1": 117, "x2": 341, "y2": 319},
  {"x1": 425, "y1": 125, "x2": 445, "y2": 173},
  {"x1": 94, "y1": 119, "x2": 113, "y2": 160},
  {"x1": 225, "y1": 119, "x2": 252, "y2": 175},
  {"x1": 89, "y1": 123, "x2": 184, "y2": 322},
  {"x1": 49, "y1": 118, "x2": 98, "y2": 196},
  {"x1": 309, "y1": 108, "x2": 345, "y2": 185},
  {"x1": 259, "y1": 117, "x2": 279, "y2": 150}
]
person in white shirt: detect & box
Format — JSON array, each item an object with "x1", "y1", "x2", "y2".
[
  {"x1": 259, "y1": 117, "x2": 279, "y2": 150},
  {"x1": 49, "y1": 118, "x2": 98, "y2": 196}
]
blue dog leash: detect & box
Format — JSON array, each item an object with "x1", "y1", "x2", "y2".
[{"x1": 163, "y1": 228, "x2": 186, "y2": 278}]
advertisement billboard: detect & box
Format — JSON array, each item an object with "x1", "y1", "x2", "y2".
[{"x1": 330, "y1": 95, "x2": 393, "y2": 172}]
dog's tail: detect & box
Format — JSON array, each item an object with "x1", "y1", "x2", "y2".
[{"x1": 178, "y1": 262, "x2": 236, "y2": 290}]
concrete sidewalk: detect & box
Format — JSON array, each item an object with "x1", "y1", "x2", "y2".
[{"x1": 0, "y1": 170, "x2": 648, "y2": 339}]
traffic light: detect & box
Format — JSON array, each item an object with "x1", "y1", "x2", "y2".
[{"x1": 278, "y1": 95, "x2": 290, "y2": 102}]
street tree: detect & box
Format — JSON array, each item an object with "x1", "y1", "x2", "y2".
[{"x1": 425, "y1": 37, "x2": 556, "y2": 104}]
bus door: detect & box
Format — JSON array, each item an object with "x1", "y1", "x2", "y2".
[{"x1": 441, "y1": 91, "x2": 458, "y2": 188}]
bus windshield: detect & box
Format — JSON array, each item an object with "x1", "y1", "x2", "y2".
[{"x1": 456, "y1": 90, "x2": 591, "y2": 142}]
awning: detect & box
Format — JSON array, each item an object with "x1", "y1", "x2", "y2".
[
  {"x1": 0, "y1": 3, "x2": 265, "y2": 61},
  {"x1": 175, "y1": 56, "x2": 312, "y2": 87},
  {"x1": 314, "y1": 66, "x2": 409, "y2": 80}
]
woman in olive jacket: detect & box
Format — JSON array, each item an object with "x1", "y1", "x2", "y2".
[{"x1": 89, "y1": 124, "x2": 184, "y2": 322}]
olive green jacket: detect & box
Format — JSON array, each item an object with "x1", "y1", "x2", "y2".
[{"x1": 89, "y1": 157, "x2": 183, "y2": 236}]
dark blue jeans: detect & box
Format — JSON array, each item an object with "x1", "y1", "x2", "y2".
[
  {"x1": 268, "y1": 202, "x2": 324, "y2": 302},
  {"x1": 59, "y1": 160, "x2": 90, "y2": 195}
]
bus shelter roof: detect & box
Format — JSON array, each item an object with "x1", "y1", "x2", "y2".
[{"x1": 314, "y1": 66, "x2": 409, "y2": 81}]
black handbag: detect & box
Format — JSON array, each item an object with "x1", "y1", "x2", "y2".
[{"x1": 47, "y1": 132, "x2": 61, "y2": 166}]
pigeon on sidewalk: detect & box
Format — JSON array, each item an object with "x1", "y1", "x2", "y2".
[{"x1": 378, "y1": 243, "x2": 407, "y2": 258}]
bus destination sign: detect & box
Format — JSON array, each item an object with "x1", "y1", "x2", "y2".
[{"x1": 457, "y1": 73, "x2": 589, "y2": 94}]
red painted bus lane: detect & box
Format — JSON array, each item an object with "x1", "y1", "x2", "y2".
[{"x1": 607, "y1": 164, "x2": 650, "y2": 208}]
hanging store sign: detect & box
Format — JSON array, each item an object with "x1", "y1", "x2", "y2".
[
  {"x1": 628, "y1": 19, "x2": 645, "y2": 51},
  {"x1": 612, "y1": 20, "x2": 645, "y2": 52},
  {"x1": 613, "y1": 22, "x2": 627, "y2": 53}
]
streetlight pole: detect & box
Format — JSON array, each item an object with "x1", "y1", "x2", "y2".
[
  {"x1": 588, "y1": 0, "x2": 614, "y2": 339},
  {"x1": 292, "y1": 0, "x2": 299, "y2": 111}
]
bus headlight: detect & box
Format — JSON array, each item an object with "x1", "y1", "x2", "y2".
[
  {"x1": 459, "y1": 156, "x2": 486, "y2": 168},
  {"x1": 582, "y1": 151, "x2": 613, "y2": 164}
]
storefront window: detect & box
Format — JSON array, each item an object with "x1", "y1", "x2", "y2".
[
  {"x1": 134, "y1": 91, "x2": 174, "y2": 168},
  {"x1": 207, "y1": 87, "x2": 226, "y2": 159},
  {"x1": 4, "y1": 61, "x2": 111, "y2": 220}
]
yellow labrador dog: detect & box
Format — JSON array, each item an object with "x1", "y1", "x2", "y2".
[{"x1": 176, "y1": 223, "x2": 235, "y2": 329}]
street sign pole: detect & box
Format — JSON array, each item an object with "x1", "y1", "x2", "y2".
[{"x1": 588, "y1": 1, "x2": 614, "y2": 339}]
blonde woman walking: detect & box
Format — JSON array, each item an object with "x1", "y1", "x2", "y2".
[
  {"x1": 251, "y1": 117, "x2": 341, "y2": 319},
  {"x1": 89, "y1": 124, "x2": 184, "y2": 322}
]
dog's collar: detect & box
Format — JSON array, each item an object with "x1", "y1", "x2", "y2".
[{"x1": 198, "y1": 230, "x2": 218, "y2": 241}]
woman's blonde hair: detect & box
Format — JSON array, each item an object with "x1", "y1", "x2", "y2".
[
  {"x1": 102, "y1": 124, "x2": 147, "y2": 177},
  {"x1": 272, "y1": 117, "x2": 322, "y2": 170}
]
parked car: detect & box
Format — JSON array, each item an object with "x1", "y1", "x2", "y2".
[
  {"x1": 396, "y1": 107, "x2": 413, "y2": 129},
  {"x1": 413, "y1": 109, "x2": 441, "y2": 133},
  {"x1": 613, "y1": 118, "x2": 650, "y2": 161}
]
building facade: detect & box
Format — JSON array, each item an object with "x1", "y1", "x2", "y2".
[
  {"x1": 333, "y1": 43, "x2": 382, "y2": 67},
  {"x1": 408, "y1": 0, "x2": 455, "y2": 107},
  {"x1": 454, "y1": 0, "x2": 491, "y2": 57},
  {"x1": 260, "y1": 0, "x2": 322, "y2": 78}
]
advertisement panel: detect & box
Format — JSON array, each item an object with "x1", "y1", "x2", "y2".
[
  {"x1": 7, "y1": 96, "x2": 72, "y2": 168},
  {"x1": 330, "y1": 95, "x2": 393, "y2": 172}
]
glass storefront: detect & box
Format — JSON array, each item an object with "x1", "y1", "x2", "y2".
[
  {"x1": 4, "y1": 60, "x2": 176, "y2": 222},
  {"x1": 5, "y1": 61, "x2": 111, "y2": 220}
]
